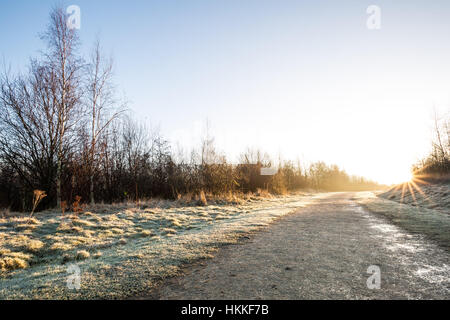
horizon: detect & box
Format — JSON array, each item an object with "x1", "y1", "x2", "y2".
[{"x1": 1, "y1": 0, "x2": 450, "y2": 184}]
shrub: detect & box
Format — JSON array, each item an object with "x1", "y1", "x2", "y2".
[
  {"x1": 72, "y1": 196, "x2": 82, "y2": 214},
  {"x1": 28, "y1": 190, "x2": 47, "y2": 221},
  {"x1": 0, "y1": 257, "x2": 28, "y2": 272},
  {"x1": 25, "y1": 240, "x2": 44, "y2": 253},
  {"x1": 198, "y1": 190, "x2": 207, "y2": 206},
  {"x1": 76, "y1": 250, "x2": 90, "y2": 260}
]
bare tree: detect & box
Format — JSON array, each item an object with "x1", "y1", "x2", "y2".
[
  {"x1": 41, "y1": 7, "x2": 84, "y2": 208},
  {"x1": 122, "y1": 117, "x2": 151, "y2": 202},
  {"x1": 85, "y1": 39, "x2": 124, "y2": 204},
  {"x1": 0, "y1": 60, "x2": 61, "y2": 209},
  {"x1": 201, "y1": 120, "x2": 217, "y2": 165},
  {"x1": 239, "y1": 147, "x2": 271, "y2": 166},
  {"x1": 432, "y1": 109, "x2": 449, "y2": 166}
]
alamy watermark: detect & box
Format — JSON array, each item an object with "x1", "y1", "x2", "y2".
[
  {"x1": 260, "y1": 167, "x2": 278, "y2": 176},
  {"x1": 64, "y1": 5, "x2": 380, "y2": 34},
  {"x1": 65, "y1": 5, "x2": 380, "y2": 34},
  {"x1": 66, "y1": 5, "x2": 81, "y2": 30},
  {"x1": 366, "y1": 265, "x2": 381, "y2": 289},
  {"x1": 366, "y1": 5, "x2": 381, "y2": 30},
  {"x1": 67, "y1": 264, "x2": 81, "y2": 290}
]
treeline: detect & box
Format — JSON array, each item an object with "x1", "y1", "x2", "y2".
[
  {"x1": 0, "y1": 7, "x2": 381, "y2": 212},
  {"x1": 413, "y1": 111, "x2": 450, "y2": 179}
]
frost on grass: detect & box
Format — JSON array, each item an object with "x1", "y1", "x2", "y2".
[
  {"x1": 0, "y1": 193, "x2": 312, "y2": 299},
  {"x1": 379, "y1": 181, "x2": 450, "y2": 214},
  {"x1": 355, "y1": 192, "x2": 450, "y2": 250}
]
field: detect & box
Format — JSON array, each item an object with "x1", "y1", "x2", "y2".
[
  {"x1": 0, "y1": 193, "x2": 314, "y2": 299},
  {"x1": 1, "y1": 190, "x2": 449, "y2": 300}
]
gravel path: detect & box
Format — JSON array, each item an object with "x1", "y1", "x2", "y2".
[{"x1": 151, "y1": 193, "x2": 450, "y2": 299}]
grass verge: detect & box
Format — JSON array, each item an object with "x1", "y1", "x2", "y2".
[
  {"x1": 0, "y1": 193, "x2": 313, "y2": 299},
  {"x1": 355, "y1": 192, "x2": 450, "y2": 251}
]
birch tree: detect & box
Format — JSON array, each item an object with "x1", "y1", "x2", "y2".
[
  {"x1": 85, "y1": 40, "x2": 124, "y2": 204},
  {"x1": 41, "y1": 7, "x2": 83, "y2": 208}
]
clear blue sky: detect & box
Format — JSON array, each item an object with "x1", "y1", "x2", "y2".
[{"x1": 1, "y1": 0, "x2": 450, "y2": 183}]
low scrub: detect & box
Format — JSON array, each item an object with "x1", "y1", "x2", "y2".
[{"x1": 0, "y1": 192, "x2": 313, "y2": 299}]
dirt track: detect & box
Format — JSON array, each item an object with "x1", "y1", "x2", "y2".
[{"x1": 150, "y1": 193, "x2": 450, "y2": 299}]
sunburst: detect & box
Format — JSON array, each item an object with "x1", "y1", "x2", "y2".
[{"x1": 392, "y1": 173, "x2": 434, "y2": 206}]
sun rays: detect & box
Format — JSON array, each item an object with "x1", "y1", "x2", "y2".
[{"x1": 388, "y1": 174, "x2": 435, "y2": 207}]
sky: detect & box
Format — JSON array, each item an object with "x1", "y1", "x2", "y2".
[{"x1": 1, "y1": 0, "x2": 450, "y2": 184}]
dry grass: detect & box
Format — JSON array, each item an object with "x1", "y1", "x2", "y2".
[
  {"x1": 256, "y1": 188, "x2": 272, "y2": 198},
  {"x1": 0, "y1": 191, "x2": 313, "y2": 299},
  {"x1": 29, "y1": 190, "x2": 47, "y2": 221},
  {"x1": 0, "y1": 257, "x2": 28, "y2": 272},
  {"x1": 76, "y1": 250, "x2": 90, "y2": 260},
  {"x1": 199, "y1": 190, "x2": 208, "y2": 206}
]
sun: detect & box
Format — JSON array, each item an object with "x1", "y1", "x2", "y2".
[
  {"x1": 395, "y1": 170, "x2": 414, "y2": 184},
  {"x1": 378, "y1": 167, "x2": 414, "y2": 185}
]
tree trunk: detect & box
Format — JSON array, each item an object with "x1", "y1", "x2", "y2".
[
  {"x1": 90, "y1": 170, "x2": 95, "y2": 205},
  {"x1": 56, "y1": 154, "x2": 62, "y2": 209}
]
